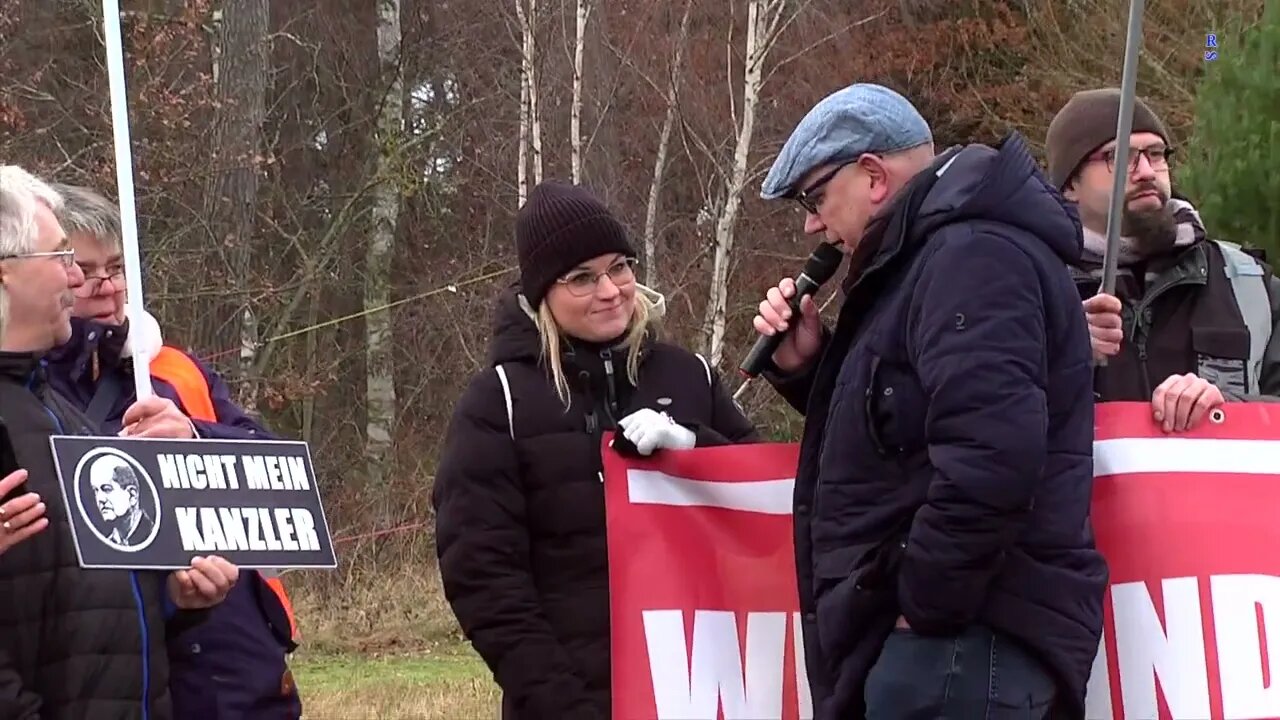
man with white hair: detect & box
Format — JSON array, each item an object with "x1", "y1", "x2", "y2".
[
  {"x1": 45, "y1": 181, "x2": 304, "y2": 720},
  {"x1": 0, "y1": 165, "x2": 239, "y2": 719}
]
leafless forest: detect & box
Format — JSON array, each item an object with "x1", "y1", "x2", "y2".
[{"x1": 0, "y1": 0, "x2": 1263, "y2": 655}]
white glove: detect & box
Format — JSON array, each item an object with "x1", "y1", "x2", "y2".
[
  {"x1": 120, "y1": 305, "x2": 164, "y2": 361},
  {"x1": 617, "y1": 408, "x2": 696, "y2": 456}
]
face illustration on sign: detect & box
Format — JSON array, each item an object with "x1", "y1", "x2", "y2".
[{"x1": 76, "y1": 449, "x2": 161, "y2": 552}]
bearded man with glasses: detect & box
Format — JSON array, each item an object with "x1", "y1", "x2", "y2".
[{"x1": 1047, "y1": 88, "x2": 1280, "y2": 432}]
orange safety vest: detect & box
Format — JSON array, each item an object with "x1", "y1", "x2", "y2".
[{"x1": 149, "y1": 346, "x2": 302, "y2": 644}]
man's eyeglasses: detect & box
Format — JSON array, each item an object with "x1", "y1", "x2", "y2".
[
  {"x1": 1089, "y1": 146, "x2": 1173, "y2": 175},
  {"x1": 0, "y1": 249, "x2": 76, "y2": 268},
  {"x1": 557, "y1": 257, "x2": 638, "y2": 297},
  {"x1": 76, "y1": 264, "x2": 125, "y2": 296},
  {"x1": 793, "y1": 160, "x2": 856, "y2": 215}
]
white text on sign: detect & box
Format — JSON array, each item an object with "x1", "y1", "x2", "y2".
[
  {"x1": 175, "y1": 507, "x2": 321, "y2": 553},
  {"x1": 1085, "y1": 574, "x2": 1279, "y2": 719},
  {"x1": 642, "y1": 610, "x2": 812, "y2": 720},
  {"x1": 156, "y1": 452, "x2": 319, "y2": 553},
  {"x1": 155, "y1": 453, "x2": 311, "y2": 491}
]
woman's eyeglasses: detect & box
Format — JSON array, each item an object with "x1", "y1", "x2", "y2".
[
  {"x1": 557, "y1": 257, "x2": 639, "y2": 296},
  {"x1": 75, "y1": 265, "x2": 125, "y2": 297}
]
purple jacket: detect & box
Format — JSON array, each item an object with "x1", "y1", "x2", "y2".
[{"x1": 46, "y1": 316, "x2": 303, "y2": 720}]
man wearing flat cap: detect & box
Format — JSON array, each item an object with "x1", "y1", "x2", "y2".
[
  {"x1": 1048, "y1": 88, "x2": 1280, "y2": 431},
  {"x1": 750, "y1": 83, "x2": 1107, "y2": 718}
]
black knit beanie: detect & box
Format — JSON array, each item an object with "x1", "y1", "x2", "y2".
[
  {"x1": 516, "y1": 180, "x2": 636, "y2": 308},
  {"x1": 1046, "y1": 88, "x2": 1171, "y2": 190}
]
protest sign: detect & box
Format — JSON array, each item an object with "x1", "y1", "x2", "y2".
[
  {"x1": 602, "y1": 439, "x2": 806, "y2": 720},
  {"x1": 51, "y1": 435, "x2": 336, "y2": 570},
  {"x1": 603, "y1": 403, "x2": 1280, "y2": 720}
]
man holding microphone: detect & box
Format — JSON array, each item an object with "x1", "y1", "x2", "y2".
[{"x1": 748, "y1": 83, "x2": 1107, "y2": 719}]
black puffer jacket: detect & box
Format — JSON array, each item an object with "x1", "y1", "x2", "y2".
[
  {"x1": 0, "y1": 352, "x2": 204, "y2": 720},
  {"x1": 433, "y1": 287, "x2": 759, "y2": 720}
]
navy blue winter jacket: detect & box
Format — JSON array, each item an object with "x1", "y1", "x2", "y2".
[{"x1": 769, "y1": 133, "x2": 1108, "y2": 719}]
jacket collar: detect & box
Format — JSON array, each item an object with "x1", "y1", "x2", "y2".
[
  {"x1": 842, "y1": 144, "x2": 963, "y2": 296},
  {"x1": 1071, "y1": 240, "x2": 1210, "y2": 296},
  {"x1": 46, "y1": 317, "x2": 130, "y2": 383},
  {"x1": 0, "y1": 351, "x2": 44, "y2": 386}
]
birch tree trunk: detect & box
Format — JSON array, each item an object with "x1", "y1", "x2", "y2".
[
  {"x1": 516, "y1": 0, "x2": 543, "y2": 201},
  {"x1": 570, "y1": 0, "x2": 591, "y2": 184},
  {"x1": 204, "y1": 0, "x2": 268, "y2": 410},
  {"x1": 702, "y1": 0, "x2": 792, "y2": 366},
  {"x1": 365, "y1": 0, "x2": 404, "y2": 490},
  {"x1": 642, "y1": 1, "x2": 692, "y2": 286},
  {"x1": 529, "y1": 0, "x2": 543, "y2": 185},
  {"x1": 516, "y1": 0, "x2": 530, "y2": 204}
]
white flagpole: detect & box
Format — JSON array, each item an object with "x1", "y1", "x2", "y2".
[{"x1": 101, "y1": 0, "x2": 153, "y2": 400}]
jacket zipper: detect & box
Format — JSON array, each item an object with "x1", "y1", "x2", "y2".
[
  {"x1": 1129, "y1": 274, "x2": 1197, "y2": 398},
  {"x1": 131, "y1": 577, "x2": 152, "y2": 720},
  {"x1": 583, "y1": 350, "x2": 622, "y2": 483},
  {"x1": 578, "y1": 369, "x2": 604, "y2": 483},
  {"x1": 1136, "y1": 342, "x2": 1152, "y2": 398},
  {"x1": 580, "y1": 369, "x2": 598, "y2": 436},
  {"x1": 601, "y1": 348, "x2": 619, "y2": 420},
  {"x1": 35, "y1": 378, "x2": 151, "y2": 720}
]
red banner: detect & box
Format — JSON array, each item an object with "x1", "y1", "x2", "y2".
[
  {"x1": 603, "y1": 402, "x2": 1280, "y2": 720},
  {"x1": 1086, "y1": 402, "x2": 1280, "y2": 720},
  {"x1": 603, "y1": 439, "x2": 806, "y2": 720}
]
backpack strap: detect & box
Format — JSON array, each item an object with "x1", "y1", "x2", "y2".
[
  {"x1": 494, "y1": 364, "x2": 514, "y2": 439},
  {"x1": 694, "y1": 353, "x2": 712, "y2": 388},
  {"x1": 85, "y1": 370, "x2": 125, "y2": 426},
  {"x1": 1215, "y1": 240, "x2": 1272, "y2": 393}
]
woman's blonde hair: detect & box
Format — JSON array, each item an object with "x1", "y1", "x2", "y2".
[{"x1": 527, "y1": 286, "x2": 661, "y2": 408}]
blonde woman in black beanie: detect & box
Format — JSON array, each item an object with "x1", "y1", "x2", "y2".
[{"x1": 432, "y1": 180, "x2": 759, "y2": 720}]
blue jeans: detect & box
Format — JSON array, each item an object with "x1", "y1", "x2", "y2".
[{"x1": 864, "y1": 624, "x2": 1056, "y2": 719}]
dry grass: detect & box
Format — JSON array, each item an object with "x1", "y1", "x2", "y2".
[
  {"x1": 284, "y1": 542, "x2": 501, "y2": 717},
  {"x1": 285, "y1": 535, "x2": 460, "y2": 655},
  {"x1": 293, "y1": 651, "x2": 499, "y2": 719}
]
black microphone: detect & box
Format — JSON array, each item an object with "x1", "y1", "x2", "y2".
[{"x1": 738, "y1": 241, "x2": 844, "y2": 379}]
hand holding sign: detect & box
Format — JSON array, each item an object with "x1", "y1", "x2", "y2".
[
  {"x1": 168, "y1": 554, "x2": 238, "y2": 609},
  {"x1": 1151, "y1": 372, "x2": 1225, "y2": 432},
  {"x1": 120, "y1": 396, "x2": 196, "y2": 439},
  {"x1": 0, "y1": 470, "x2": 48, "y2": 554}
]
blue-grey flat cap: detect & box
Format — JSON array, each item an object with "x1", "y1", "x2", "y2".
[{"x1": 760, "y1": 83, "x2": 933, "y2": 200}]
